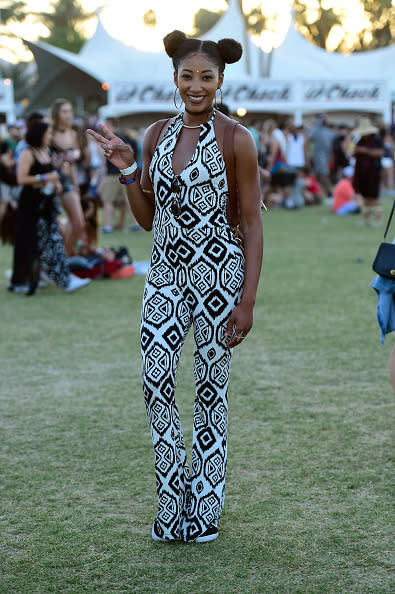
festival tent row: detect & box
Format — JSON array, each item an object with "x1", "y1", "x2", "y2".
[{"x1": 4, "y1": 0, "x2": 394, "y2": 123}]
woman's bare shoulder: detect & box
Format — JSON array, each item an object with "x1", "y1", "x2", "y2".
[
  {"x1": 19, "y1": 146, "x2": 34, "y2": 162},
  {"x1": 233, "y1": 121, "x2": 255, "y2": 143}
]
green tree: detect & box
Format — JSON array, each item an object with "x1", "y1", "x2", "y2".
[
  {"x1": 0, "y1": 1, "x2": 29, "y2": 67},
  {"x1": 293, "y1": 2, "x2": 341, "y2": 49},
  {"x1": 36, "y1": 0, "x2": 95, "y2": 53},
  {"x1": 293, "y1": 0, "x2": 394, "y2": 53},
  {"x1": 358, "y1": 0, "x2": 394, "y2": 50},
  {"x1": 0, "y1": 0, "x2": 27, "y2": 26}
]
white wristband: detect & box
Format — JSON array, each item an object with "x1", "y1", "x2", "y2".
[{"x1": 120, "y1": 162, "x2": 138, "y2": 176}]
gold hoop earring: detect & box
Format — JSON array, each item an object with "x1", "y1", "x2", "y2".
[
  {"x1": 173, "y1": 88, "x2": 183, "y2": 109},
  {"x1": 214, "y1": 88, "x2": 223, "y2": 108}
]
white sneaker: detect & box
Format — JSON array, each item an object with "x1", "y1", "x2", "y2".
[
  {"x1": 65, "y1": 274, "x2": 91, "y2": 293},
  {"x1": 39, "y1": 270, "x2": 55, "y2": 288},
  {"x1": 10, "y1": 284, "x2": 29, "y2": 294}
]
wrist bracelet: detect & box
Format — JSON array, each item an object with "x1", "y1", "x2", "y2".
[
  {"x1": 35, "y1": 174, "x2": 42, "y2": 182},
  {"x1": 119, "y1": 162, "x2": 138, "y2": 176},
  {"x1": 119, "y1": 175, "x2": 136, "y2": 185}
]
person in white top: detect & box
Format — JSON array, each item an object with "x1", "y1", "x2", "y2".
[{"x1": 287, "y1": 124, "x2": 306, "y2": 169}]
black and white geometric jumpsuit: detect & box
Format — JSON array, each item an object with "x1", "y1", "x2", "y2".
[{"x1": 141, "y1": 110, "x2": 245, "y2": 541}]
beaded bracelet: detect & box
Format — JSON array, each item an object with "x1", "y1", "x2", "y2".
[
  {"x1": 35, "y1": 174, "x2": 47, "y2": 182},
  {"x1": 119, "y1": 175, "x2": 136, "y2": 185}
]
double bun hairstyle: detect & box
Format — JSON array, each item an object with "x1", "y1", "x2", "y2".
[{"x1": 163, "y1": 30, "x2": 243, "y2": 73}]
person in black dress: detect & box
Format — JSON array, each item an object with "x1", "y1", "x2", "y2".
[
  {"x1": 352, "y1": 117, "x2": 385, "y2": 226},
  {"x1": 9, "y1": 120, "x2": 90, "y2": 295}
]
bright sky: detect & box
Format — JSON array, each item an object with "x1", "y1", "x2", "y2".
[{"x1": 1, "y1": 0, "x2": 228, "y2": 62}]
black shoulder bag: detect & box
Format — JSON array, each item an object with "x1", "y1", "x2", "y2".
[{"x1": 372, "y1": 200, "x2": 395, "y2": 278}]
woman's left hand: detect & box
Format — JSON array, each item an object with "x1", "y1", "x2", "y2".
[{"x1": 224, "y1": 301, "x2": 254, "y2": 349}]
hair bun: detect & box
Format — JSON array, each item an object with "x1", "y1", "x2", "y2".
[
  {"x1": 163, "y1": 30, "x2": 187, "y2": 58},
  {"x1": 217, "y1": 38, "x2": 243, "y2": 64}
]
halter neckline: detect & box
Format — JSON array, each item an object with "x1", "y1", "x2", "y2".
[{"x1": 179, "y1": 109, "x2": 216, "y2": 129}]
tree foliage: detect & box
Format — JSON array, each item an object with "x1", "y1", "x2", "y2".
[
  {"x1": 293, "y1": 0, "x2": 394, "y2": 53},
  {"x1": 0, "y1": 1, "x2": 29, "y2": 66},
  {"x1": 193, "y1": 0, "x2": 394, "y2": 54},
  {"x1": 36, "y1": 0, "x2": 95, "y2": 53},
  {"x1": 357, "y1": 0, "x2": 394, "y2": 50},
  {"x1": 242, "y1": 6, "x2": 269, "y2": 36},
  {"x1": 0, "y1": 1, "x2": 27, "y2": 25}
]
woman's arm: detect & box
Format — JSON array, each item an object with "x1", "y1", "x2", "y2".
[
  {"x1": 225, "y1": 125, "x2": 263, "y2": 348},
  {"x1": 72, "y1": 129, "x2": 81, "y2": 160},
  {"x1": 82, "y1": 141, "x2": 91, "y2": 170},
  {"x1": 354, "y1": 144, "x2": 384, "y2": 158},
  {"x1": 368, "y1": 147, "x2": 385, "y2": 158},
  {"x1": 87, "y1": 122, "x2": 159, "y2": 231}
]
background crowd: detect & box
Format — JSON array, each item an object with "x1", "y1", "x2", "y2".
[
  {"x1": 0, "y1": 101, "x2": 394, "y2": 296},
  {"x1": 250, "y1": 112, "x2": 395, "y2": 222},
  {"x1": 0, "y1": 100, "x2": 139, "y2": 295}
]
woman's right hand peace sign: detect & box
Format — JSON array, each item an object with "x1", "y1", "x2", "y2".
[{"x1": 86, "y1": 123, "x2": 135, "y2": 170}]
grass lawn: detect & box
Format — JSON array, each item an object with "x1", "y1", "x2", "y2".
[{"x1": 0, "y1": 202, "x2": 393, "y2": 593}]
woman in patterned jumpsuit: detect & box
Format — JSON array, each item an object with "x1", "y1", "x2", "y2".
[{"x1": 88, "y1": 30, "x2": 263, "y2": 543}]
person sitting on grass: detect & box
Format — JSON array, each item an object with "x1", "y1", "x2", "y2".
[
  {"x1": 302, "y1": 166, "x2": 322, "y2": 205},
  {"x1": 331, "y1": 166, "x2": 363, "y2": 216}
]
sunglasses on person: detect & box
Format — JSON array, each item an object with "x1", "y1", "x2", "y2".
[{"x1": 170, "y1": 176, "x2": 181, "y2": 220}]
